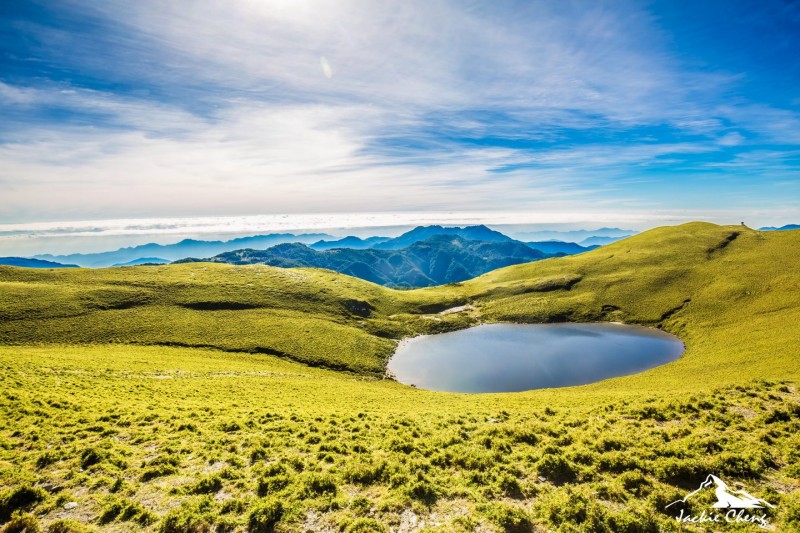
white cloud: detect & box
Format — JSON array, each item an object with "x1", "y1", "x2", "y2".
[
  {"x1": 718, "y1": 132, "x2": 745, "y2": 146},
  {"x1": 2, "y1": 0, "x2": 799, "y2": 227},
  {"x1": 0, "y1": 110, "x2": 602, "y2": 221},
  {"x1": 718, "y1": 104, "x2": 800, "y2": 144},
  {"x1": 43, "y1": 0, "x2": 700, "y2": 120}
]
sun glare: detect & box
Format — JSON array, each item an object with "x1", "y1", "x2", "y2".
[{"x1": 245, "y1": 0, "x2": 314, "y2": 18}]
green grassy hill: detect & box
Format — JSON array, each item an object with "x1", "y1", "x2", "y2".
[{"x1": 1, "y1": 222, "x2": 798, "y2": 532}]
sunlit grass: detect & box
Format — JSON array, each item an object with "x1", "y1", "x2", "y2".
[{"x1": 1, "y1": 222, "x2": 799, "y2": 531}]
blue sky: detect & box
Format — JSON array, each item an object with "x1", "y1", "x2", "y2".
[{"x1": 1, "y1": 0, "x2": 799, "y2": 226}]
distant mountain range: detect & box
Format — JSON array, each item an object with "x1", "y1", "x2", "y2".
[
  {"x1": 20, "y1": 224, "x2": 622, "y2": 271},
  {"x1": 509, "y1": 227, "x2": 636, "y2": 243},
  {"x1": 178, "y1": 234, "x2": 551, "y2": 288},
  {"x1": 0, "y1": 257, "x2": 78, "y2": 268},
  {"x1": 525, "y1": 241, "x2": 598, "y2": 254},
  {"x1": 7, "y1": 223, "x2": 797, "y2": 285},
  {"x1": 112, "y1": 257, "x2": 170, "y2": 267},
  {"x1": 310, "y1": 236, "x2": 391, "y2": 250},
  {"x1": 33, "y1": 233, "x2": 331, "y2": 268},
  {"x1": 578, "y1": 235, "x2": 630, "y2": 246},
  {"x1": 759, "y1": 224, "x2": 800, "y2": 231}
]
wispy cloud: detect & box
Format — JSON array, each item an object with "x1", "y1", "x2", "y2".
[{"x1": 1, "y1": 0, "x2": 799, "y2": 227}]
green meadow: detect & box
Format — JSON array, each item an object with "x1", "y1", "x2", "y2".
[{"x1": 1, "y1": 222, "x2": 799, "y2": 532}]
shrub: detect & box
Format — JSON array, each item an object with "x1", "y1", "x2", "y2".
[
  {"x1": 256, "y1": 474, "x2": 289, "y2": 497},
  {"x1": 47, "y1": 519, "x2": 91, "y2": 533},
  {"x1": 618, "y1": 470, "x2": 651, "y2": 497},
  {"x1": 140, "y1": 464, "x2": 178, "y2": 482},
  {"x1": 302, "y1": 473, "x2": 337, "y2": 497},
  {"x1": 597, "y1": 451, "x2": 639, "y2": 474},
  {"x1": 481, "y1": 502, "x2": 532, "y2": 533},
  {"x1": 606, "y1": 510, "x2": 660, "y2": 533},
  {"x1": 220, "y1": 499, "x2": 246, "y2": 515},
  {"x1": 342, "y1": 459, "x2": 386, "y2": 485},
  {"x1": 512, "y1": 428, "x2": 539, "y2": 445},
  {"x1": 256, "y1": 464, "x2": 290, "y2": 496},
  {"x1": 780, "y1": 491, "x2": 800, "y2": 531},
  {"x1": 763, "y1": 408, "x2": 791, "y2": 424},
  {"x1": 633, "y1": 406, "x2": 666, "y2": 422},
  {"x1": 596, "y1": 437, "x2": 625, "y2": 452},
  {"x1": 247, "y1": 498, "x2": 283, "y2": 533},
  {"x1": 344, "y1": 518, "x2": 387, "y2": 532},
  {"x1": 99, "y1": 496, "x2": 155, "y2": 526},
  {"x1": 0, "y1": 486, "x2": 47, "y2": 522},
  {"x1": 1, "y1": 512, "x2": 41, "y2": 533},
  {"x1": 497, "y1": 473, "x2": 524, "y2": 499},
  {"x1": 713, "y1": 452, "x2": 763, "y2": 479},
  {"x1": 387, "y1": 438, "x2": 415, "y2": 454},
  {"x1": 406, "y1": 480, "x2": 438, "y2": 505},
  {"x1": 79, "y1": 448, "x2": 106, "y2": 469},
  {"x1": 349, "y1": 497, "x2": 371, "y2": 515},
  {"x1": 536, "y1": 454, "x2": 576, "y2": 484},
  {"x1": 539, "y1": 490, "x2": 589, "y2": 527},
  {"x1": 109, "y1": 477, "x2": 124, "y2": 493},
  {"x1": 651, "y1": 457, "x2": 707, "y2": 487},
  {"x1": 36, "y1": 451, "x2": 60, "y2": 469},
  {"x1": 219, "y1": 421, "x2": 242, "y2": 433},
  {"x1": 189, "y1": 475, "x2": 223, "y2": 495},
  {"x1": 249, "y1": 448, "x2": 268, "y2": 464},
  {"x1": 160, "y1": 502, "x2": 214, "y2": 533}
]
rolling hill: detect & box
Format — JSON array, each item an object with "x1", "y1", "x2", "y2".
[{"x1": 1, "y1": 222, "x2": 799, "y2": 532}]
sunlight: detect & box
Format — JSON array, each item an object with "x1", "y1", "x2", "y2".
[{"x1": 242, "y1": 0, "x2": 316, "y2": 20}]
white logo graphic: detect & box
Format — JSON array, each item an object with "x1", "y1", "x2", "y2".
[
  {"x1": 665, "y1": 474, "x2": 774, "y2": 528},
  {"x1": 666, "y1": 474, "x2": 775, "y2": 510}
]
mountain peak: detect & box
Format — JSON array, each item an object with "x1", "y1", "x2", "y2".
[
  {"x1": 374, "y1": 225, "x2": 513, "y2": 250},
  {"x1": 182, "y1": 233, "x2": 550, "y2": 287}
]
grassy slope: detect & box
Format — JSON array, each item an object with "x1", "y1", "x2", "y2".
[
  {"x1": 1, "y1": 222, "x2": 799, "y2": 532},
  {"x1": 0, "y1": 264, "x2": 466, "y2": 375},
  {"x1": 467, "y1": 222, "x2": 800, "y2": 392}
]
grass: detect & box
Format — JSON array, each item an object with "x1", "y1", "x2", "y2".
[
  {"x1": 0, "y1": 222, "x2": 798, "y2": 531},
  {"x1": 0, "y1": 263, "x2": 467, "y2": 375}
]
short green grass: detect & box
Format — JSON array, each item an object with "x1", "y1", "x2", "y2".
[{"x1": 1, "y1": 222, "x2": 799, "y2": 532}]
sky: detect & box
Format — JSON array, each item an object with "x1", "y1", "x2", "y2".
[{"x1": 1, "y1": 0, "x2": 800, "y2": 242}]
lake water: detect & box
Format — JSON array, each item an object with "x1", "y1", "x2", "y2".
[{"x1": 387, "y1": 323, "x2": 684, "y2": 393}]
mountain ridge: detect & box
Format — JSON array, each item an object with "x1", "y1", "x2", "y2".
[
  {"x1": 25, "y1": 224, "x2": 618, "y2": 268},
  {"x1": 310, "y1": 236, "x2": 391, "y2": 250},
  {"x1": 508, "y1": 227, "x2": 636, "y2": 243},
  {"x1": 372, "y1": 225, "x2": 514, "y2": 250},
  {"x1": 0, "y1": 257, "x2": 79, "y2": 269},
  {"x1": 759, "y1": 224, "x2": 799, "y2": 231},
  {"x1": 179, "y1": 234, "x2": 550, "y2": 287},
  {"x1": 33, "y1": 232, "x2": 332, "y2": 268},
  {"x1": 525, "y1": 241, "x2": 597, "y2": 254}
]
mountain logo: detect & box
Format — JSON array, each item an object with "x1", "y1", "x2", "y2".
[
  {"x1": 666, "y1": 474, "x2": 774, "y2": 510},
  {"x1": 666, "y1": 474, "x2": 774, "y2": 529}
]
